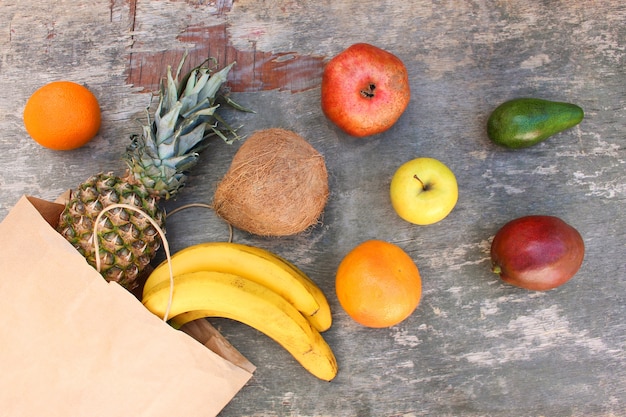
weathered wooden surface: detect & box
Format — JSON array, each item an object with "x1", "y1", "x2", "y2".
[{"x1": 1, "y1": 1, "x2": 625, "y2": 415}]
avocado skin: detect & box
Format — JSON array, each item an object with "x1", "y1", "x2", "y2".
[{"x1": 487, "y1": 98, "x2": 584, "y2": 149}]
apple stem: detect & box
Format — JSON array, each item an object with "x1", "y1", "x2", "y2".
[
  {"x1": 360, "y1": 83, "x2": 376, "y2": 99},
  {"x1": 413, "y1": 174, "x2": 427, "y2": 190}
]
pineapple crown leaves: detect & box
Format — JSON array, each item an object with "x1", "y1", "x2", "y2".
[{"x1": 124, "y1": 53, "x2": 253, "y2": 200}]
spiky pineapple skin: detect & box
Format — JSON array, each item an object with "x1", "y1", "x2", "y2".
[
  {"x1": 57, "y1": 172, "x2": 165, "y2": 290},
  {"x1": 56, "y1": 55, "x2": 250, "y2": 291}
]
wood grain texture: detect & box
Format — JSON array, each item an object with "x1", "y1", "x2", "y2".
[{"x1": 1, "y1": 0, "x2": 625, "y2": 416}]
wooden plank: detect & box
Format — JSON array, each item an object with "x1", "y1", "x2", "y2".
[
  {"x1": 1, "y1": 1, "x2": 624, "y2": 416},
  {"x1": 126, "y1": 10, "x2": 325, "y2": 93}
]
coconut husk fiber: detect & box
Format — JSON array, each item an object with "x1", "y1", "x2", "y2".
[{"x1": 213, "y1": 128, "x2": 329, "y2": 236}]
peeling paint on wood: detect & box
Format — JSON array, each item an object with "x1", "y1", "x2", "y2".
[{"x1": 127, "y1": 23, "x2": 325, "y2": 93}]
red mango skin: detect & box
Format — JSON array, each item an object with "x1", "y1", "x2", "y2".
[{"x1": 490, "y1": 215, "x2": 585, "y2": 291}]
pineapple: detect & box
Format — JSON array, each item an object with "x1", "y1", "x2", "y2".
[{"x1": 57, "y1": 55, "x2": 248, "y2": 290}]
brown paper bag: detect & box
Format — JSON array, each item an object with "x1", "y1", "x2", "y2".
[{"x1": 0, "y1": 196, "x2": 254, "y2": 416}]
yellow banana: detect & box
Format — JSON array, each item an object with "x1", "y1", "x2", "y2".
[
  {"x1": 142, "y1": 270, "x2": 338, "y2": 381},
  {"x1": 143, "y1": 242, "x2": 332, "y2": 331}
]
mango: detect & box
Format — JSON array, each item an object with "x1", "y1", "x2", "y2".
[
  {"x1": 487, "y1": 98, "x2": 584, "y2": 149},
  {"x1": 490, "y1": 215, "x2": 585, "y2": 291}
]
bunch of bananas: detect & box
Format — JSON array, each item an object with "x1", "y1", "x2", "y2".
[{"x1": 141, "y1": 242, "x2": 338, "y2": 381}]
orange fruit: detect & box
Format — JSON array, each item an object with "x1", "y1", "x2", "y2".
[
  {"x1": 23, "y1": 81, "x2": 101, "y2": 150},
  {"x1": 335, "y1": 239, "x2": 422, "y2": 328}
]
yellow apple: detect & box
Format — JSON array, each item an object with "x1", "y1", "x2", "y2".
[{"x1": 390, "y1": 157, "x2": 458, "y2": 225}]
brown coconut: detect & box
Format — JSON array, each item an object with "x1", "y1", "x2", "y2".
[{"x1": 213, "y1": 128, "x2": 329, "y2": 236}]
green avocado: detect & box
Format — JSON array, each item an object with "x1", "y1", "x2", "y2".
[{"x1": 487, "y1": 98, "x2": 584, "y2": 149}]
